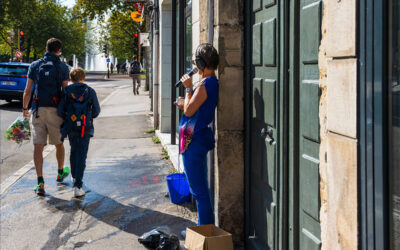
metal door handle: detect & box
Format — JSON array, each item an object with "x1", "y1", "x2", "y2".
[{"x1": 260, "y1": 127, "x2": 276, "y2": 145}]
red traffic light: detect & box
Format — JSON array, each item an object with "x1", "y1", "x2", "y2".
[
  {"x1": 20, "y1": 31, "x2": 24, "y2": 36},
  {"x1": 134, "y1": 33, "x2": 138, "y2": 38}
]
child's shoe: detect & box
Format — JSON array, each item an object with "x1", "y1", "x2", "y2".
[{"x1": 74, "y1": 187, "x2": 85, "y2": 197}]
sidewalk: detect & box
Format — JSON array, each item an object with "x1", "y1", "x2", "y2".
[{"x1": 0, "y1": 83, "x2": 197, "y2": 249}]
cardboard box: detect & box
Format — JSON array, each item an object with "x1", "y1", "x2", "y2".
[{"x1": 185, "y1": 224, "x2": 234, "y2": 250}]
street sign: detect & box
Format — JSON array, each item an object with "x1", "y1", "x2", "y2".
[
  {"x1": 135, "y1": 2, "x2": 143, "y2": 13},
  {"x1": 131, "y1": 11, "x2": 144, "y2": 22},
  {"x1": 15, "y1": 51, "x2": 23, "y2": 59},
  {"x1": 106, "y1": 58, "x2": 110, "y2": 63},
  {"x1": 140, "y1": 33, "x2": 150, "y2": 47}
]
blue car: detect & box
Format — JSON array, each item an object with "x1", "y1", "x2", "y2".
[{"x1": 0, "y1": 62, "x2": 30, "y2": 102}]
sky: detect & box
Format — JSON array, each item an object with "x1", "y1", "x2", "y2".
[{"x1": 60, "y1": 0, "x2": 76, "y2": 8}]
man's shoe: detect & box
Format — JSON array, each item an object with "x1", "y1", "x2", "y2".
[
  {"x1": 56, "y1": 166, "x2": 70, "y2": 182},
  {"x1": 34, "y1": 182, "x2": 45, "y2": 195},
  {"x1": 74, "y1": 187, "x2": 86, "y2": 197}
]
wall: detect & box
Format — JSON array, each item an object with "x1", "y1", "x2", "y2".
[
  {"x1": 213, "y1": 0, "x2": 245, "y2": 244},
  {"x1": 319, "y1": 0, "x2": 358, "y2": 249},
  {"x1": 159, "y1": 0, "x2": 172, "y2": 132},
  {"x1": 191, "y1": 0, "x2": 245, "y2": 243}
]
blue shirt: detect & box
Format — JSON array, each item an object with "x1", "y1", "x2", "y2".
[
  {"x1": 180, "y1": 76, "x2": 219, "y2": 150},
  {"x1": 28, "y1": 52, "x2": 69, "y2": 84}
]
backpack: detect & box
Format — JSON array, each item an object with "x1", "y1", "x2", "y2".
[
  {"x1": 61, "y1": 85, "x2": 92, "y2": 140},
  {"x1": 130, "y1": 61, "x2": 141, "y2": 75},
  {"x1": 32, "y1": 58, "x2": 62, "y2": 116}
]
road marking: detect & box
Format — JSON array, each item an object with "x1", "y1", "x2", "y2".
[
  {"x1": 142, "y1": 176, "x2": 149, "y2": 185},
  {"x1": 153, "y1": 176, "x2": 160, "y2": 184},
  {"x1": 0, "y1": 145, "x2": 54, "y2": 196},
  {"x1": 0, "y1": 87, "x2": 119, "y2": 196},
  {"x1": 115, "y1": 85, "x2": 131, "y2": 89},
  {"x1": 100, "y1": 89, "x2": 119, "y2": 107},
  {"x1": 88, "y1": 84, "x2": 115, "y2": 88}
]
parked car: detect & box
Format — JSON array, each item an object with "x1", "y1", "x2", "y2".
[{"x1": 0, "y1": 62, "x2": 30, "y2": 102}]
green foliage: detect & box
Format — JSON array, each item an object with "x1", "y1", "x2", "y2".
[
  {"x1": 145, "y1": 128, "x2": 156, "y2": 134},
  {"x1": 169, "y1": 168, "x2": 178, "y2": 174},
  {"x1": 152, "y1": 136, "x2": 161, "y2": 144},
  {"x1": 76, "y1": 0, "x2": 146, "y2": 60},
  {"x1": 162, "y1": 148, "x2": 170, "y2": 160},
  {"x1": 98, "y1": 10, "x2": 145, "y2": 60},
  {"x1": 0, "y1": 0, "x2": 87, "y2": 61}
]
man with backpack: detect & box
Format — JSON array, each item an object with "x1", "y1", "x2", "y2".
[
  {"x1": 22, "y1": 38, "x2": 70, "y2": 195},
  {"x1": 129, "y1": 56, "x2": 142, "y2": 95},
  {"x1": 58, "y1": 67, "x2": 100, "y2": 197}
]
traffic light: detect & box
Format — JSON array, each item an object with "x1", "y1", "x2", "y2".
[
  {"x1": 103, "y1": 45, "x2": 108, "y2": 55},
  {"x1": 20, "y1": 31, "x2": 24, "y2": 51},
  {"x1": 133, "y1": 34, "x2": 138, "y2": 55}
]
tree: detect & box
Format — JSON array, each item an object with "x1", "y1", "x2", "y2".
[
  {"x1": 0, "y1": 0, "x2": 87, "y2": 61},
  {"x1": 77, "y1": 0, "x2": 147, "y2": 60},
  {"x1": 100, "y1": 10, "x2": 145, "y2": 59}
]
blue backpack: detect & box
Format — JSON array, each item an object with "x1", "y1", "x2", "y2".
[
  {"x1": 60, "y1": 85, "x2": 92, "y2": 140},
  {"x1": 32, "y1": 58, "x2": 62, "y2": 116}
]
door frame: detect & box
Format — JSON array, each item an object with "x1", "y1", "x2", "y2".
[
  {"x1": 359, "y1": 0, "x2": 390, "y2": 249},
  {"x1": 244, "y1": 0, "x2": 291, "y2": 249}
]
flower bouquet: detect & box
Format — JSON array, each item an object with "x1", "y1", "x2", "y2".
[{"x1": 4, "y1": 116, "x2": 31, "y2": 145}]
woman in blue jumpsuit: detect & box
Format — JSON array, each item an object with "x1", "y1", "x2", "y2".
[{"x1": 178, "y1": 43, "x2": 219, "y2": 225}]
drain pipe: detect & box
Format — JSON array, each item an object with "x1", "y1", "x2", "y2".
[
  {"x1": 207, "y1": 0, "x2": 215, "y2": 213},
  {"x1": 153, "y1": 0, "x2": 160, "y2": 128}
]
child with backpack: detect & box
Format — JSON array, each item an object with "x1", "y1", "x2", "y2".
[{"x1": 57, "y1": 67, "x2": 100, "y2": 197}]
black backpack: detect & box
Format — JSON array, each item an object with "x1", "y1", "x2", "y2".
[
  {"x1": 130, "y1": 61, "x2": 141, "y2": 75},
  {"x1": 32, "y1": 58, "x2": 62, "y2": 116},
  {"x1": 60, "y1": 85, "x2": 92, "y2": 140}
]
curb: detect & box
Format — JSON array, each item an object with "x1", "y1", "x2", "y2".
[
  {"x1": 0, "y1": 145, "x2": 54, "y2": 196},
  {"x1": 155, "y1": 130, "x2": 184, "y2": 172}
]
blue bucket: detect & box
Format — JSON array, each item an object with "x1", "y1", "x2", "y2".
[{"x1": 166, "y1": 173, "x2": 190, "y2": 204}]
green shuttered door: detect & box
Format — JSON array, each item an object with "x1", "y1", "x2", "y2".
[{"x1": 247, "y1": 0, "x2": 322, "y2": 249}]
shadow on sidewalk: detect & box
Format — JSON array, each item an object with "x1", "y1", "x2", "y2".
[{"x1": 41, "y1": 190, "x2": 195, "y2": 249}]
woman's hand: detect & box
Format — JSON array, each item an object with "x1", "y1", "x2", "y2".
[
  {"x1": 174, "y1": 97, "x2": 185, "y2": 110},
  {"x1": 181, "y1": 74, "x2": 193, "y2": 89}
]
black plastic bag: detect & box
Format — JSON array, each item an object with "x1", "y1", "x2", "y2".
[{"x1": 138, "y1": 227, "x2": 180, "y2": 250}]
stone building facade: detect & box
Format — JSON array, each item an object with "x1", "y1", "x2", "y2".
[{"x1": 151, "y1": 0, "x2": 395, "y2": 249}]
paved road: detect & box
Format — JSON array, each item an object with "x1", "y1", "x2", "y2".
[
  {"x1": 0, "y1": 74, "x2": 196, "y2": 249},
  {"x1": 0, "y1": 73, "x2": 133, "y2": 183}
]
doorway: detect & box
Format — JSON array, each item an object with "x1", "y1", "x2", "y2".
[{"x1": 245, "y1": 0, "x2": 322, "y2": 249}]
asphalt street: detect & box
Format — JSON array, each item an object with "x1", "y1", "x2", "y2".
[{"x1": 0, "y1": 73, "x2": 197, "y2": 249}]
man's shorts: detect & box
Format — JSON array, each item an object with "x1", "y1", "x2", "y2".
[{"x1": 31, "y1": 107, "x2": 63, "y2": 145}]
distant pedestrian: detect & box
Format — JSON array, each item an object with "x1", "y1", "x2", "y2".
[
  {"x1": 177, "y1": 43, "x2": 219, "y2": 225},
  {"x1": 22, "y1": 38, "x2": 70, "y2": 195},
  {"x1": 121, "y1": 63, "x2": 127, "y2": 74},
  {"x1": 116, "y1": 62, "x2": 121, "y2": 74},
  {"x1": 58, "y1": 67, "x2": 100, "y2": 197},
  {"x1": 129, "y1": 56, "x2": 142, "y2": 95},
  {"x1": 110, "y1": 63, "x2": 114, "y2": 74}
]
